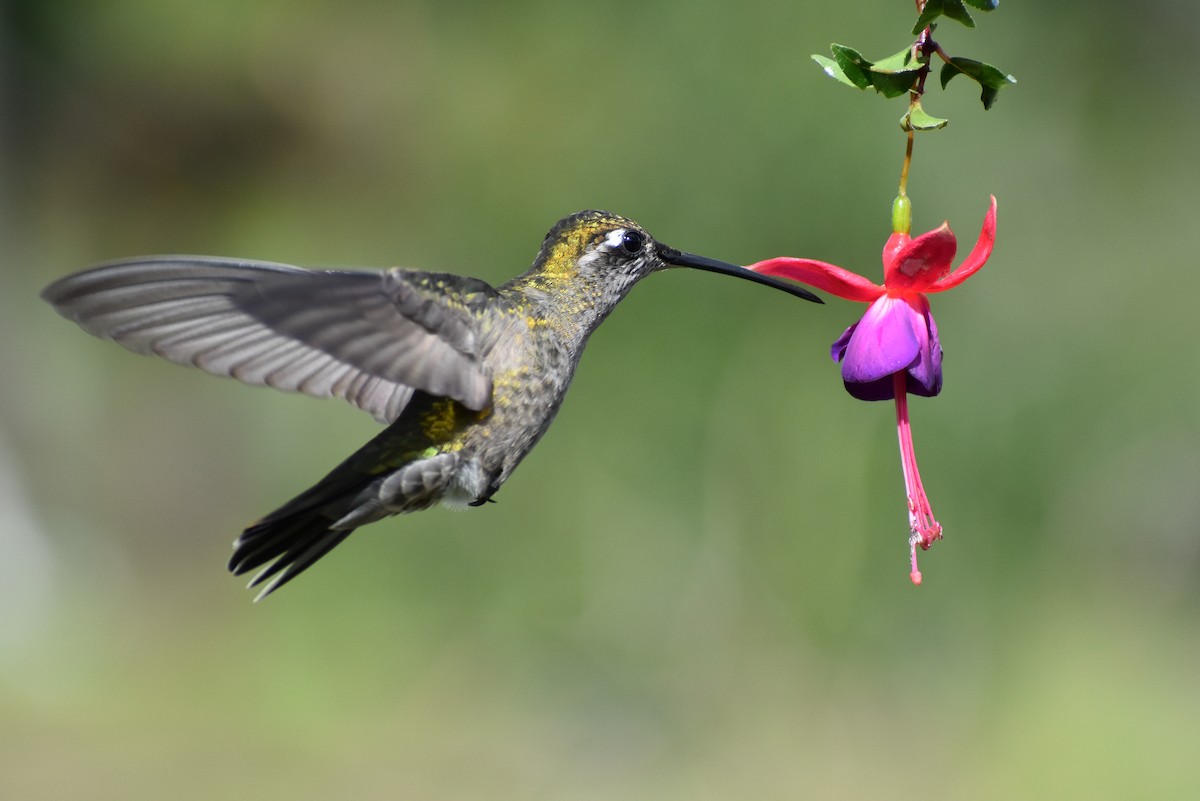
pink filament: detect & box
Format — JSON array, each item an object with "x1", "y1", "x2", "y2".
[{"x1": 893, "y1": 373, "x2": 942, "y2": 585}]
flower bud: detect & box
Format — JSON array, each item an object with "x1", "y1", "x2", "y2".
[{"x1": 892, "y1": 194, "x2": 912, "y2": 235}]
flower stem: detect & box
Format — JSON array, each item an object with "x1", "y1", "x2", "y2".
[
  {"x1": 893, "y1": 132, "x2": 914, "y2": 235},
  {"x1": 898, "y1": 0, "x2": 934, "y2": 208},
  {"x1": 892, "y1": 372, "x2": 942, "y2": 585},
  {"x1": 898, "y1": 129, "x2": 914, "y2": 198}
]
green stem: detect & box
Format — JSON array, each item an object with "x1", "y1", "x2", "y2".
[{"x1": 893, "y1": 130, "x2": 914, "y2": 234}]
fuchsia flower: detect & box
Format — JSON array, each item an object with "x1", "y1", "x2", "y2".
[{"x1": 750, "y1": 196, "x2": 996, "y2": 584}]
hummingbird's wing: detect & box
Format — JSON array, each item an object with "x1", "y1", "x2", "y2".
[{"x1": 42, "y1": 256, "x2": 497, "y2": 423}]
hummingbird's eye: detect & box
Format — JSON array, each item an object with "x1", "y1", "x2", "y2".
[{"x1": 620, "y1": 230, "x2": 644, "y2": 255}]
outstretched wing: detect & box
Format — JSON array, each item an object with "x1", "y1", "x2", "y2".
[{"x1": 42, "y1": 256, "x2": 497, "y2": 422}]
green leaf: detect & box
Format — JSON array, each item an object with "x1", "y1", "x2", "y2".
[
  {"x1": 829, "y1": 44, "x2": 872, "y2": 90},
  {"x1": 869, "y1": 72, "x2": 920, "y2": 99},
  {"x1": 819, "y1": 44, "x2": 921, "y2": 98},
  {"x1": 939, "y1": 56, "x2": 1016, "y2": 109},
  {"x1": 942, "y1": 1, "x2": 976, "y2": 27},
  {"x1": 870, "y1": 46, "x2": 921, "y2": 74},
  {"x1": 812, "y1": 54, "x2": 862, "y2": 89},
  {"x1": 901, "y1": 100, "x2": 949, "y2": 131},
  {"x1": 913, "y1": 0, "x2": 993, "y2": 34},
  {"x1": 867, "y1": 45, "x2": 923, "y2": 98},
  {"x1": 913, "y1": 0, "x2": 943, "y2": 34}
]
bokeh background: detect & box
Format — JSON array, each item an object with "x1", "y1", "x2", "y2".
[{"x1": 3, "y1": 1, "x2": 1199, "y2": 799}]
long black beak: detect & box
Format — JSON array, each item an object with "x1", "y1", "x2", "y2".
[{"x1": 659, "y1": 246, "x2": 823, "y2": 304}]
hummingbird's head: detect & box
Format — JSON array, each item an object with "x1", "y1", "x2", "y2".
[{"x1": 529, "y1": 210, "x2": 822, "y2": 304}]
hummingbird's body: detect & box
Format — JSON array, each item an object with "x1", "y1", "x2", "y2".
[{"x1": 43, "y1": 210, "x2": 818, "y2": 597}]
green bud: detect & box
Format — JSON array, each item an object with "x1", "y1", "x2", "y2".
[{"x1": 892, "y1": 194, "x2": 912, "y2": 235}]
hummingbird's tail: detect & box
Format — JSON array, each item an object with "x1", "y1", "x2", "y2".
[
  {"x1": 228, "y1": 469, "x2": 374, "y2": 601},
  {"x1": 229, "y1": 391, "x2": 469, "y2": 599},
  {"x1": 230, "y1": 514, "x2": 356, "y2": 602},
  {"x1": 228, "y1": 430, "x2": 462, "y2": 600}
]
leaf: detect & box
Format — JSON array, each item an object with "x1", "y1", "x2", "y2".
[
  {"x1": 913, "y1": 0, "x2": 944, "y2": 34},
  {"x1": 865, "y1": 45, "x2": 924, "y2": 98},
  {"x1": 901, "y1": 100, "x2": 949, "y2": 131},
  {"x1": 913, "y1": 0, "x2": 996, "y2": 34},
  {"x1": 942, "y1": 1, "x2": 976, "y2": 27},
  {"x1": 812, "y1": 54, "x2": 862, "y2": 89},
  {"x1": 870, "y1": 46, "x2": 921, "y2": 74},
  {"x1": 940, "y1": 57, "x2": 1016, "y2": 109},
  {"x1": 870, "y1": 72, "x2": 921, "y2": 99},
  {"x1": 818, "y1": 44, "x2": 921, "y2": 98},
  {"x1": 829, "y1": 44, "x2": 872, "y2": 90}
]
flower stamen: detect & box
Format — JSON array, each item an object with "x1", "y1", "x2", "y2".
[{"x1": 893, "y1": 372, "x2": 943, "y2": 585}]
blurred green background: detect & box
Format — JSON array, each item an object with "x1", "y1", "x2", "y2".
[{"x1": 4, "y1": 1, "x2": 1199, "y2": 799}]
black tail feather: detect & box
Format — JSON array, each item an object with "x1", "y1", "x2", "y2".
[
  {"x1": 230, "y1": 513, "x2": 357, "y2": 600},
  {"x1": 228, "y1": 455, "x2": 379, "y2": 599},
  {"x1": 230, "y1": 465, "x2": 373, "y2": 599},
  {"x1": 229, "y1": 512, "x2": 323, "y2": 575}
]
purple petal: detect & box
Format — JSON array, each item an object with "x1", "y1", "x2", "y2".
[
  {"x1": 843, "y1": 375, "x2": 898, "y2": 401},
  {"x1": 831, "y1": 320, "x2": 897, "y2": 400},
  {"x1": 904, "y1": 298, "x2": 943, "y2": 397},
  {"x1": 840, "y1": 296, "x2": 921, "y2": 385},
  {"x1": 830, "y1": 322, "x2": 857, "y2": 362},
  {"x1": 833, "y1": 315, "x2": 902, "y2": 400}
]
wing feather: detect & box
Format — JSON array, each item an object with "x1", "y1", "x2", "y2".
[{"x1": 42, "y1": 256, "x2": 496, "y2": 422}]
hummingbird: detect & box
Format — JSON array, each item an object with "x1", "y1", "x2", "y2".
[{"x1": 42, "y1": 210, "x2": 820, "y2": 598}]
